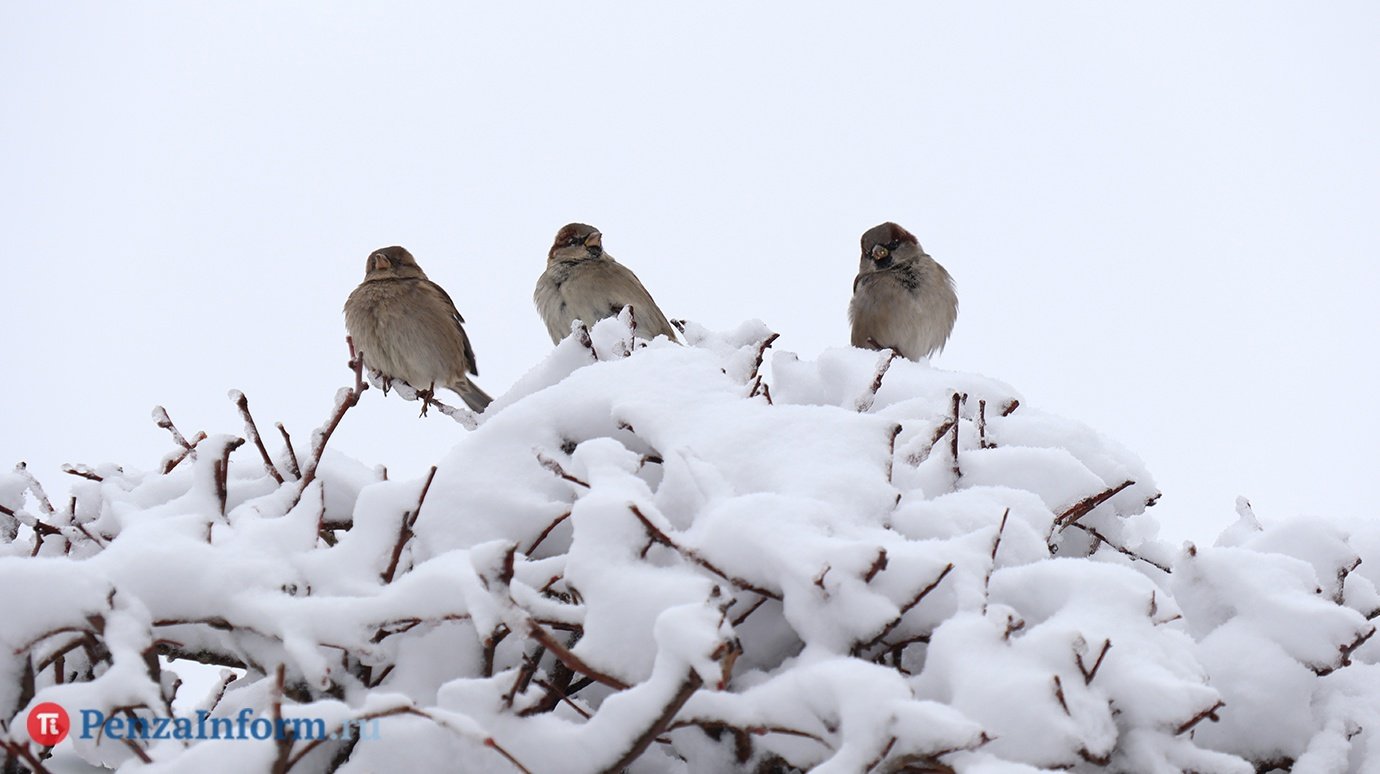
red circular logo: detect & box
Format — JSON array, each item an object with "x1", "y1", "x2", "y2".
[{"x1": 27, "y1": 702, "x2": 70, "y2": 746}]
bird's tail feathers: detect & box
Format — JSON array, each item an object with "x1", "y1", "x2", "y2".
[{"x1": 450, "y1": 379, "x2": 493, "y2": 413}]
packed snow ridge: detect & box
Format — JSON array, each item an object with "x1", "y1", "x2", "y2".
[{"x1": 2, "y1": 316, "x2": 1378, "y2": 773}]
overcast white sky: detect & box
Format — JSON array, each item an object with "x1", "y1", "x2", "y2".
[{"x1": 3, "y1": 3, "x2": 1376, "y2": 543}]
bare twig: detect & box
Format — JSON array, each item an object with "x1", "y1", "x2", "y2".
[
  {"x1": 746, "y1": 332, "x2": 780, "y2": 386},
  {"x1": 1076, "y1": 639, "x2": 1112, "y2": 685},
  {"x1": 526, "y1": 510, "x2": 573, "y2": 555},
  {"x1": 856, "y1": 563, "x2": 955, "y2": 653},
  {"x1": 982, "y1": 509, "x2": 1011, "y2": 613},
  {"x1": 1057, "y1": 479, "x2": 1135, "y2": 528},
  {"x1": 291, "y1": 338, "x2": 370, "y2": 508},
  {"x1": 574, "y1": 321, "x2": 597, "y2": 361},
  {"x1": 1001, "y1": 399, "x2": 1020, "y2": 417},
  {"x1": 1052, "y1": 674, "x2": 1070, "y2": 715},
  {"x1": 602, "y1": 672, "x2": 704, "y2": 774},
  {"x1": 863, "y1": 549, "x2": 888, "y2": 583},
  {"x1": 535, "y1": 452, "x2": 590, "y2": 489},
  {"x1": 884, "y1": 424, "x2": 902, "y2": 484},
  {"x1": 286, "y1": 705, "x2": 531, "y2": 773},
  {"x1": 629, "y1": 505, "x2": 781, "y2": 600},
  {"x1": 62, "y1": 463, "x2": 104, "y2": 482},
  {"x1": 214, "y1": 438, "x2": 247, "y2": 516},
  {"x1": 232, "y1": 390, "x2": 284, "y2": 484},
  {"x1": 153, "y1": 406, "x2": 194, "y2": 451},
  {"x1": 730, "y1": 595, "x2": 769, "y2": 626},
  {"x1": 381, "y1": 467, "x2": 438, "y2": 584},
  {"x1": 1068, "y1": 523, "x2": 1173, "y2": 574},
  {"x1": 855, "y1": 349, "x2": 895, "y2": 412},
  {"x1": 525, "y1": 620, "x2": 630, "y2": 690},
  {"x1": 950, "y1": 392, "x2": 963, "y2": 480},
  {"x1": 161, "y1": 431, "x2": 208, "y2": 475},
  {"x1": 0, "y1": 739, "x2": 53, "y2": 774},
  {"x1": 1175, "y1": 700, "x2": 1225, "y2": 735},
  {"x1": 1317, "y1": 626, "x2": 1377, "y2": 676},
  {"x1": 978, "y1": 399, "x2": 990, "y2": 448},
  {"x1": 526, "y1": 677, "x2": 593, "y2": 719},
  {"x1": 275, "y1": 422, "x2": 303, "y2": 480},
  {"x1": 271, "y1": 664, "x2": 293, "y2": 774}
]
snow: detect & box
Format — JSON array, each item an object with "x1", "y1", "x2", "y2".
[{"x1": 2, "y1": 316, "x2": 1378, "y2": 772}]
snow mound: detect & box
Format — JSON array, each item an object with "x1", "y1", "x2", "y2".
[{"x1": 1, "y1": 317, "x2": 1376, "y2": 772}]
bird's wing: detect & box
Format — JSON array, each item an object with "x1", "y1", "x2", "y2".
[
  {"x1": 606, "y1": 260, "x2": 676, "y2": 339},
  {"x1": 427, "y1": 279, "x2": 480, "y2": 377}
]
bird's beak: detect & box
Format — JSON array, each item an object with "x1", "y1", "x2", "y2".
[
  {"x1": 372, "y1": 255, "x2": 391, "y2": 271},
  {"x1": 584, "y1": 232, "x2": 603, "y2": 251},
  {"x1": 871, "y1": 245, "x2": 890, "y2": 261}
]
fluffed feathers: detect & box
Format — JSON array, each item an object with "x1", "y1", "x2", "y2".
[{"x1": 344, "y1": 246, "x2": 492, "y2": 412}]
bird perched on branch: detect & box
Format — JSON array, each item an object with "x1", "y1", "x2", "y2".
[
  {"x1": 344, "y1": 246, "x2": 492, "y2": 412},
  {"x1": 849, "y1": 222, "x2": 958, "y2": 360},
  {"x1": 534, "y1": 223, "x2": 677, "y2": 344}
]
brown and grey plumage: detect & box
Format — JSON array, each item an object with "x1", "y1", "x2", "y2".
[
  {"x1": 849, "y1": 222, "x2": 958, "y2": 360},
  {"x1": 343, "y1": 246, "x2": 492, "y2": 412},
  {"x1": 534, "y1": 223, "x2": 677, "y2": 344}
]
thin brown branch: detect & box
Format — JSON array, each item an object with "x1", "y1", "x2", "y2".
[
  {"x1": 863, "y1": 735, "x2": 898, "y2": 773},
  {"x1": 1317, "y1": 626, "x2": 1377, "y2": 676},
  {"x1": 62, "y1": 464, "x2": 104, "y2": 482},
  {"x1": 1068, "y1": 522, "x2": 1173, "y2": 574},
  {"x1": 0, "y1": 739, "x2": 53, "y2": 774},
  {"x1": 1052, "y1": 674, "x2": 1070, "y2": 715},
  {"x1": 1001, "y1": 399, "x2": 1020, "y2": 417},
  {"x1": 276, "y1": 422, "x2": 302, "y2": 480},
  {"x1": 287, "y1": 706, "x2": 531, "y2": 773},
  {"x1": 214, "y1": 438, "x2": 247, "y2": 516},
  {"x1": 152, "y1": 406, "x2": 194, "y2": 451},
  {"x1": 601, "y1": 671, "x2": 704, "y2": 774},
  {"x1": 1175, "y1": 699, "x2": 1225, "y2": 735},
  {"x1": 525, "y1": 620, "x2": 630, "y2": 690},
  {"x1": 950, "y1": 392, "x2": 963, "y2": 480},
  {"x1": 884, "y1": 424, "x2": 902, "y2": 484},
  {"x1": 1057, "y1": 479, "x2": 1135, "y2": 528},
  {"x1": 291, "y1": 337, "x2": 370, "y2": 508},
  {"x1": 233, "y1": 391, "x2": 284, "y2": 484},
  {"x1": 271, "y1": 664, "x2": 293, "y2": 774},
  {"x1": 856, "y1": 563, "x2": 955, "y2": 653},
  {"x1": 1076, "y1": 639, "x2": 1112, "y2": 685},
  {"x1": 977, "y1": 397, "x2": 988, "y2": 447},
  {"x1": 527, "y1": 510, "x2": 573, "y2": 556},
  {"x1": 381, "y1": 466, "x2": 438, "y2": 584},
  {"x1": 503, "y1": 646, "x2": 547, "y2": 709},
  {"x1": 527, "y1": 677, "x2": 593, "y2": 719},
  {"x1": 863, "y1": 549, "x2": 889, "y2": 583},
  {"x1": 161, "y1": 431, "x2": 208, "y2": 475},
  {"x1": 629, "y1": 505, "x2": 781, "y2": 600},
  {"x1": 746, "y1": 332, "x2": 780, "y2": 386},
  {"x1": 575, "y1": 321, "x2": 597, "y2": 361},
  {"x1": 982, "y1": 509, "x2": 1012, "y2": 614},
  {"x1": 855, "y1": 349, "x2": 895, "y2": 412},
  {"x1": 730, "y1": 595, "x2": 769, "y2": 627},
  {"x1": 536, "y1": 452, "x2": 590, "y2": 489}
]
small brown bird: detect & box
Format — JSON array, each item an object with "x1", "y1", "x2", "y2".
[
  {"x1": 534, "y1": 223, "x2": 677, "y2": 344},
  {"x1": 343, "y1": 246, "x2": 492, "y2": 412},
  {"x1": 849, "y1": 222, "x2": 958, "y2": 360}
]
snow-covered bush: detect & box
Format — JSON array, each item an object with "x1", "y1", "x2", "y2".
[{"x1": 1, "y1": 316, "x2": 1376, "y2": 773}]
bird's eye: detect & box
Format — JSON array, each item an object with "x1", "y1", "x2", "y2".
[{"x1": 887, "y1": 240, "x2": 904, "y2": 251}]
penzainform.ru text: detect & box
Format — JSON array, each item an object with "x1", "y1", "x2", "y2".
[{"x1": 44, "y1": 705, "x2": 379, "y2": 744}]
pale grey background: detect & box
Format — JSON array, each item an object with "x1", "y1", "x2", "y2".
[{"x1": 3, "y1": 3, "x2": 1377, "y2": 543}]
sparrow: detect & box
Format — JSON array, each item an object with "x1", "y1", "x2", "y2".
[
  {"x1": 343, "y1": 246, "x2": 492, "y2": 412},
  {"x1": 534, "y1": 223, "x2": 677, "y2": 344},
  {"x1": 849, "y1": 222, "x2": 958, "y2": 360}
]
